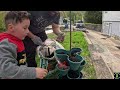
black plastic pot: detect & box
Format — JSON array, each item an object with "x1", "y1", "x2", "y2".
[{"x1": 67, "y1": 70, "x2": 83, "y2": 79}]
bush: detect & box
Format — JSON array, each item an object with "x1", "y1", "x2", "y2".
[
  {"x1": 84, "y1": 11, "x2": 102, "y2": 24},
  {"x1": 0, "y1": 11, "x2": 6, "y2": 32}
]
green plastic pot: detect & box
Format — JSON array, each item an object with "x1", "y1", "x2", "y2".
[
  {"x1": 68, "y1": 54, "x2": 84, "y2": 71},
  {"x1": 56, "y1": 64, "x2": 70, "y2": 77},
  {"x1": 55, "y1": 53, "x2": 69, "y2": 65},
  {"x1": 54, "y1": 49, "x2": 69, "y2": 58},
  {"x1": 44, "y1": 68, "x2": 60, "y2": 79},
  {"x1": 78, "y1": 60, "x2": 86, "y2": 72},
  {"x1": 70, "y1": 48, "x2": 82, "y2": 56}
]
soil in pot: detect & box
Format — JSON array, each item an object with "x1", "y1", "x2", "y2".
[
  {"x1": 69, "y1": 56, "x2": 80, "y2": 62},
  {"x1": 57, "y1": 61, "x2": 69, "y2": 70},
  {"x1": 57, "y1": 52, "x2": 66, "y2": 54}
]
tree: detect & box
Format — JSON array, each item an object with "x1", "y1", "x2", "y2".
[
  {"x1": 60, "y1": 11, "x2": 83, "y2": 24},
  {"x1": 84, "y1": 11, "x2": 102, "y2": 24}
]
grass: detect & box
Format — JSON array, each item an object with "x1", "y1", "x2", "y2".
[{"x1": 36, "y1": 31, "x2": 96, "y2": 79}]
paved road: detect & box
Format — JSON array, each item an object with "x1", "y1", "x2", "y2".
[{"x1": 84, "y1": 30, "x2": 120, "y2": 79}]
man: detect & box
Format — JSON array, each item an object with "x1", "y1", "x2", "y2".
[{"x1": 23, "y1": 11, "x2": 65, "y2": 67}]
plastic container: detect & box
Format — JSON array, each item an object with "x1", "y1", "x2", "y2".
[
  {"x1": 54, "y1": 49, "x2": 69, "y2": 58},
  {"x1": 68, "y1": 54, "x2": 84, "y2": 71},
  {"x1": 78, "y1": 60, "x2": 86, "y2": 72},
  {"x1": 70, "y1": 48, "x2": 82, "y2": 56},
  {"x1": 67, "y1": 70, "x2": 83, "y2": 79},
  {"x1": 56, "y1": 64, "x2": 70, "y2": 77}
]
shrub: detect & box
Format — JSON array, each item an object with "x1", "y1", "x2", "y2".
[
  {"x1": 0, "y1": 11, "x2": 6, "y2": 32},
  {"x1": 84, "y1": 11, "x2": 102, "y2": 24}
]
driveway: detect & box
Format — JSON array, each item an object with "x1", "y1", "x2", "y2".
[{"x1": 84, "y1": 30, "x2": 120, "y2": 79}]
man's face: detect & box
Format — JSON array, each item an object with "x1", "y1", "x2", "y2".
[{"x1": 13, "y1": 19, "x2": 30, "y2": 40}]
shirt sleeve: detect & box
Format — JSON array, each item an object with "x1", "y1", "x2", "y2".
[{"x1": 0, "y1": 39, "x2": 36, "y2": 79}]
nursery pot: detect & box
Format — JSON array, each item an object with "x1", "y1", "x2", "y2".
[
  {"x1": 55, "y1": 53, "x2": 69, "y2": 64},
  {"x1": 68, "y1": 54, "x2": 83, "y2": 71},
  {"x1": 70, "y1": 48, "x2": 82, "y2": 56},
  {"x1": 67, "y1": 70, "x2": 83, "y2": 79},
  {"x1": 44, "y1": 68, "x2": 60, "y2": 79},
  {"x1": 78, "y1": 60, "x2": 86, "y2": 72},
  {"x1": 54, "y1": 49, "x2": 69, "y2": 58},
  {"x1": 56, "y1": 63, "x2": 70, "y2": 77}
]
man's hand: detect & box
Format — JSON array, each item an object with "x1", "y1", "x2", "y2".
[
  {"x1": 56, "y1": 32, "x2": 65, "y2": 42},
  {"x1": 31, "y1": 35, "x2": 45, "y2": 46}
]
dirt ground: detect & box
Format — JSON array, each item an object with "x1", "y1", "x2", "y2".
[{"x1": 84, "y1": 30, "x2": 120, "y2": 79}]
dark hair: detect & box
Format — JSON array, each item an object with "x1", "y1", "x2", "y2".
[{"x1": 4, "y1": 11, "x2": 30, "y2": 27}]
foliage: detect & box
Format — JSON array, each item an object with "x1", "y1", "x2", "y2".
[
  {"x1": 84, "y1": 11, "x2": 102, "y2": 24},
  {"x1": 0, "y1": 11, "x2": 6, "y2": 32},
  {"x1": 60, "y1": 11, "x2": 84, "y2": 24}
]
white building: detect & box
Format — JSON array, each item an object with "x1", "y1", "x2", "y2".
[{"x1": 102, "y1": 11, "x2": 120, "y2": 37}]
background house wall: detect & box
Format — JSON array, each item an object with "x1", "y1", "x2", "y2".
[{"x1": 102, "y1": 11, "x2": 120, "y2": 38}]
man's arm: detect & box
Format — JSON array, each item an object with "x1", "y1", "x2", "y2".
[
  {"x1": 52, "y1": 23, "x2": 62, "y2": 35},
  {"x1": 27, "y1": 31, "x2": 45, "y2": 46},
  {"x1": 52, "y1": 23, "x2": 65, "y2": 42},
  {"x1": 27, "y1": 31, "x2": 36, "y2": 39}
]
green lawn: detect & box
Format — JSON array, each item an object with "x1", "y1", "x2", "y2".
[{"x1": 36, "y1": 31, "x2": 96, "y2": 79}]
